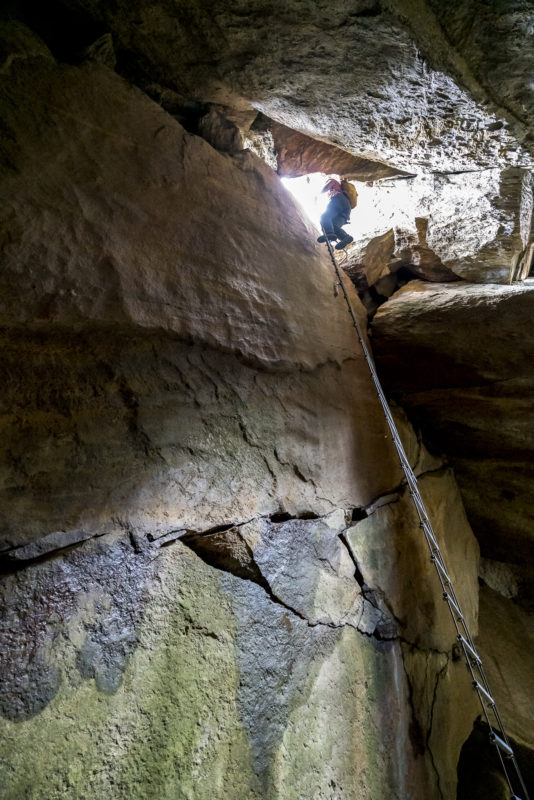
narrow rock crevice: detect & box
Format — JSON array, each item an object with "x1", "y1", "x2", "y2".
[
  {"x1": 338, "y1": 531, "x2": 365, "y2": 589},
  {"x1": 427, "y1": 654, "x2": 450, "y2": 800},
  {"x1": 399, "y1": 643, "x2": 450, "y2": 800},
  {"x1": 181, "y1": 522, "x2": 394, "y2": 640},
  {"x1": 181, "y1": 528, "x2": 324, "y2": 627}
]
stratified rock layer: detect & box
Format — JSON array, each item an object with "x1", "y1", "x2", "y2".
[
  {"x1": 0, "y1": 23, "x2": 487, "y2": 800},
  {"x1": 372, "y1": 280, "x2": 534, "y2": 579}
]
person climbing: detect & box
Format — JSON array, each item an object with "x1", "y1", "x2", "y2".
[{"x1": 317, "y1": 177, "x2": 355, "y2": 250}]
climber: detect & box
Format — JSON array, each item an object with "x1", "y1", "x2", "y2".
[{"x1": 317, "y1": 177, "x2": 355, "y2": 251}]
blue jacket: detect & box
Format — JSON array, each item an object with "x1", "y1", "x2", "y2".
[{"x1": 326, "y1": 191, "x2": 351, "y2": 223}]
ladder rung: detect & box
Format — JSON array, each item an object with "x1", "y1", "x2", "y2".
[
  {"x1": 420, "y1": 520, "x2": 439, "y2": 549},
  {"x1": 443, "y1": 591, "x2": 464, "y2": 621},
  {"x1": 473, "y1": 680, "x2": 495, "y2": 708},
  {"x1": 457, "y1": 634, "x2": 482, "y2": 665},
  {"x1": 489, "y1": 731, "x2": 514, "y2": 759},
  {"x1": 324, "y1": 237, "x2": 530, "y2": 800},
  {"x1": 431, "y1": 554, "x2": 451, "y2": 586}
]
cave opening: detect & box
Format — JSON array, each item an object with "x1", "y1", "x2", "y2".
[
  {"x1": 282, "y1": 171, "x2": 415, "y2": 241},
  {"x1": 281, "y1": 170, "x2": 451, "y2": 315}
]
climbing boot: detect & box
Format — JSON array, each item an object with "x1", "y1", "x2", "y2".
[
  {"x1": 335, "y1": 235, "x2": 354, "y2": 250},
  {"x1": 317, "y1": 233, "x2": 338, "y2": 243}
]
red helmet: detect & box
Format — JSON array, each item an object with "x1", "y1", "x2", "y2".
[{"x1": 321, "y1": 178, "x2": 341, "y2": 195}]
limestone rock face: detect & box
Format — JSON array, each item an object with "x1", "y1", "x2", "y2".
[
  {"x1": 371, "y1": 280, "x2": 534, "y2": 588},
  {"x1": 33, "y1": 0, "x2": 534, "y2": 172},
  {"x1": 0, "y1": 23, "x2": 489, "y2": 800},
  {"x1": 343, "y1": 170, "x2": 534, "y2": 289},
  {"x1": 271, "y1": 120, "x2": 404, "y2": 181}
]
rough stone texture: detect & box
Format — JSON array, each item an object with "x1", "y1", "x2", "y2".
[
  {"x1": 0, "y1": 22, "x2": 485, "y2": 800},
  {"x1": 0, "y1": 24, "x2": 369, "y2": 372},
  {"x1": 0, "y1": 322, "x2": 410, "y2": 554},
  {"x1": 244, "y1": 114, "x2": 278, "y2": 171},
  {"x1": 476, "y1": 584, "x2": 534, "y2": 751},
  {"x1": 344, "y1": 229, "x2": 398, "y2": 291},
  {"x1": 194, "y1": 110, "x2": 405, "y2": 179},
  {"x1": 343, "y1": 170, "x2": 534, "y2": 287},
  {"x1": 0, "y1": 494, "x2": 480, "y2": 799},
  {"x1": 271, "y1": 120, "x2": 404, "y2": 181},
  {"x1": 2, "y1": 533, "x2": 384, "y2": 799},
  {"x1": 346, "y1": 469, "x2": 481, "y2": 798},
  {"x1": 197, "y1": 106, "x2": 245, "y2": 155},
  {"x1": 371, "y1": 280, "x2": 534, "y2": 594},
  {"x1": 424, "y1": 0, "x2": 534, "y2": 139},
  {"x1": 39, "y1": 0, "x2": 533, "y2": 172},
  {"x1": 346, "y1": 470, "x2": 479, "y2": 652},
  {"x1": 1, "y1": 12, "x2": 531, "y2": 800}
]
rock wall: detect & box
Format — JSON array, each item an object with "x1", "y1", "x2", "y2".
[
  {"x1": 341, "y1": 169, "x2": 533, "y2": 303},
  {"x1": 31, "y1": 0, "x2": 533, "y2": 172},
  {"x1": 372, "y1": 280, "x2": 534, "y2": 790},
  {"x1": 0, "y1": 22, "x2": 488, "y2": 800}
]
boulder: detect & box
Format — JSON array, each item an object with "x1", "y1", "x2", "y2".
[
  {"x1": 345, "y1": 170, "x2": 533, "y2": 286},
  {"x1": 371, "y1": 279, "x2": 534, "y2": 581},
  {"x1": 344, "y1": 229, "x2": 397, "y2": 290}
]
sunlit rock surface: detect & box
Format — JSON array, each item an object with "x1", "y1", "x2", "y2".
[
  {"x1": 270, "y1": 119, "x2": 404, "y2": 181},
  {"x1": 42, "y1": 0, "x2": 534, "y2": 172},
  {"x1": 342, "y1": 170, "x2": 533, "y2": 289}
]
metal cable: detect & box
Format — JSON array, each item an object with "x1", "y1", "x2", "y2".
[{"x1": 322, "y1": 229, "x2": 530, "y2": 800}]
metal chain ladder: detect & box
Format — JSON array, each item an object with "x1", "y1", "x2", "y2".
[{"x1": 322, "y1": 229, "x2": 530, "y2": 800}]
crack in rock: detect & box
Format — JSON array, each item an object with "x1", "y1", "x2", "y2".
[{"x1": 182, "y1": 517, "x2": 400, "y2": 640}]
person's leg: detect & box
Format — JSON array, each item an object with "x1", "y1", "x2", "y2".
[
  {"x1": 317, "y1": 211, "x2": 338, "y2": 242},
  {"x1": 332, "y1": 214, "x2": 353, "y2": 249},
  {"x1": 332, "y1": 217, "x2": 347, "y2": 240}
]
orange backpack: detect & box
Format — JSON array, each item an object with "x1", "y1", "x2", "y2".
[{"x1": 340, "y1": 178, "x2": 358, "y2": 209}]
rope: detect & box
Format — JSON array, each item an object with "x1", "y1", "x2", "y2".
[{"x1": 322, "y1": 227, "x2": 531, "y2": 800}]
